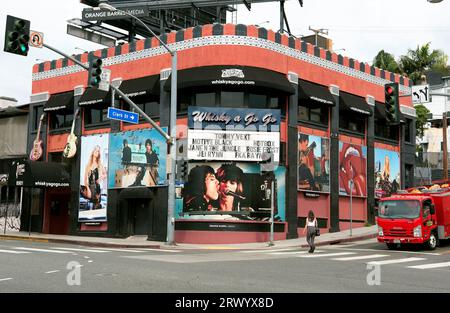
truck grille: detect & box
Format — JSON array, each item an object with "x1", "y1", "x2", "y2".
[{"x1": 385, "y1": 229, "x2": 413, "y2": 237}]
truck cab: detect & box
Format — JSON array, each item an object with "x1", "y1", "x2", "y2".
[{"x1": 376, "y1": 193, "x2": 439, "y2": 250}]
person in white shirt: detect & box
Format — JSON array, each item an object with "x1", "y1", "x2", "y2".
[{"x1": 303, "y1": 210, "x2": 318, "y2": 253}]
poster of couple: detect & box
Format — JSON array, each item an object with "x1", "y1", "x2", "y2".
[{"x1": 176, "y1": 162, "x2": 286, "y2": 222}]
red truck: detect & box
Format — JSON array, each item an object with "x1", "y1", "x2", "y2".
[{"x1": 376, "y1": 185, "x2": 450, "y2": 250}]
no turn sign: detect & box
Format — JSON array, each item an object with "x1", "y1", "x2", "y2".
[{"x1": 29, "y1": 30, "x2": 44, "y2": 48}]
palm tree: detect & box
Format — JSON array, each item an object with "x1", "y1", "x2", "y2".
[
  {"x1": 399, "y1": 43, "x2": 448, "y2": 84},
  {"x1": 373, "y1": 50, "x2": 401, "y2": 74}
]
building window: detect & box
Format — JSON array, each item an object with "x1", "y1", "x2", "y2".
[
  {"x1": 375, "y1": 119, "x2": 399, "y2": 141},
  {"x1": 248, "y1": 93, "x2": 267, "y2": 109},
  {"x1": 298, "y1": 103, "x2": 329, "y2": 126},
  {"x1": 84, "y1": 106, "x2": 109, "y2": 126},
  {"x1": 50, "y1": 111, "x2": 73, "y2": 130},
  {"x1": 195, "y1": 92, "x2": 216, "y2": 107},
  {"x1": 32, "y1": 106, "x2": 44, "y2": 131},
  {"x1": 220, "y1": 92, "x2": 244, "y2": 108},
  {"x1": 178, "y1": 91, "x2": 192, "y2": 115},
  {"x1": 405, "y1": 118, "x2": 413, "y2": 143},
  {"x1": 339, "y1": 113, "x2": 365, "y2": 134},
  {"x1": 124, "y1": 95, "x2": 160, "y2": 121}
]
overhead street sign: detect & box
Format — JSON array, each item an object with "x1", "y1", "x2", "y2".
[
  {"x1": 82, "y1": 6, "x2": 149, "y2": 21},
  {"x1": 412, "y1": 84, "x2": 430, "y2": 104},
  {"x1": 107, "y1": 107, "x2": 139, "y2": 124}
]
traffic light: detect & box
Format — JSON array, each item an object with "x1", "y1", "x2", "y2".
[
  {"x1": 384, "y1": 82, "x2": 399, "y2": 124},
  {"x1": 87, "y1": 58, "x2": 103, "y2": 88},
  {"x1": 4, "y1": 15, "x2": 30, "y2": 56}
]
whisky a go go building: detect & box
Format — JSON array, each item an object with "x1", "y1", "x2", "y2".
[{"x1": 14, "y1": 24, "x2": 416, "y2": 243}]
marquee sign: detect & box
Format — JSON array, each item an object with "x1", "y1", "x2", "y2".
[
  {"x1": 187, "y1": 129, "x2": 280, "y2": 162},
  {"x1": 188, "y1": 107, "x2": 280, "y2": 132}
]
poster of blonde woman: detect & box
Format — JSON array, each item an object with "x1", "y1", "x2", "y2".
[
  {"x1": 79, "y1": 134, "x2": 109, "y2": 222},
  {"x1": 375, "y1": 148, "x2": 400, "y2": 198}
]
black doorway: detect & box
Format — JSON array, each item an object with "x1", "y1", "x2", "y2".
[{"x1": 130, "y1": 199, "x2": 149, "y2": 235}]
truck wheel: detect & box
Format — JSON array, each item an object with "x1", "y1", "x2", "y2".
[
  {"x1": 386, "y1": 243, "x2": 398, "y2": 250},
  {"x1": 426, "y1": 233, "x2": 438, "y2": 250}
]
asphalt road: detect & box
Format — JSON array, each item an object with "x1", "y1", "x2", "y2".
[{"x1": 0, "y1": 238, "x2": 449, "y2": 293}]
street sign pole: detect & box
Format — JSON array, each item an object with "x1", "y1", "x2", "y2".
[
  {"x1": 349, "y1": 179, "x2": 353, "y2": 237},
  {"x1": 268, "y1": 180, "x2": 275, "y2": 246}
]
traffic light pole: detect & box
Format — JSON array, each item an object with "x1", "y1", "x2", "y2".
[{"x1": 42, "y1": 42, "x2": 171, "y2": 143}]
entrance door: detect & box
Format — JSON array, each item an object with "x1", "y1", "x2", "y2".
[
  {"x1": 132, "y1": 200, "x2": 149, "y2": 235},
  {"x1": 48, "y1": 195, "x2": 70, "y2": 235}
]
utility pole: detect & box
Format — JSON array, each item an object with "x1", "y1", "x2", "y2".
[{"x1": 308, "y1": 26, "x2": 328, "y2": 46}]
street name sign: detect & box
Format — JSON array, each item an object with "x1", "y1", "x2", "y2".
[{"x1": 107, "y1": 107, "x2": 139, "y2": 124}]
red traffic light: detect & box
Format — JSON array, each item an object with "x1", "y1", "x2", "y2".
[{"x1": 386, "y1": 85, "x2": 394, "y2": 95}]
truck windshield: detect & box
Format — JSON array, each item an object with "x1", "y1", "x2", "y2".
[{"x1": 378, "y1": 200, "x2": 420, "y2": 219}]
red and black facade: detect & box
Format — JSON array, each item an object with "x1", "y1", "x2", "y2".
[{"x1": 20, "y1": 24, "x2": 416, "y2": 243}]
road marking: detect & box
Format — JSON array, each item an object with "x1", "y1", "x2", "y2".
[
  {"x1": 298, "y1": 252, "x2": 356, "y2": 258},
  {"x1": 407, "y1": 262, "x2": 450, "y2": 269},
  {"x1": 326, "y1": 247, "x2": 441, "y2": 256},
  {"x1": 240, "y1": 248, "x2": 299, "y2": 253},
  {"x1": 0, "y1": 278, "x2": 13, "y2": 282},
  {"x1": 138, "y1": 248, "x2": 181, "y2": 253},
  {"x1": 13, "y1": 247, "x2": 73, "y2": 254},
  {"x1": 367, "y1": 257, "x2": 426, "y2": 265},
  {"x1": 90, "y1": 248, "x2": 148, "y2": 253},
  {"x1": 0, "y1": 249, "x2": 30, "y2": 254},
  {"x1": 88, "y1": 260, "x2": 93, "y2": 263},
  {"x1": 52, "y1": 247, "x2": 110, "y2": 253},
  {"x1": 45, "y1": 270, "x2": 60, "y2": 274},
  {"x1": 332, "y1": 254, "x2": 389, "y2": 261}
]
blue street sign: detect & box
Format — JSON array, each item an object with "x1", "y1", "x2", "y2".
[{"x1": 107, "y1": 107, "x2": 139, "y2": 124}]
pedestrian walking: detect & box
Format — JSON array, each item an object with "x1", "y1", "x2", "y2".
[{"x1": 303, "y1": 210, "x2": 318, "y2": 253}]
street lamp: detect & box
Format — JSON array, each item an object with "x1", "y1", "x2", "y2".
[{"x1": 99, "y1": 1, "x2": 178, "y2": 245}]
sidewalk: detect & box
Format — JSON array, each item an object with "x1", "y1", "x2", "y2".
[{"x1": 0, "y1": 225, "x2": 378, "y2": 250}]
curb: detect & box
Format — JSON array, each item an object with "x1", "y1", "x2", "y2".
[
  {"x1": 0, "y1": 235, "x2": 162, "y2": 249},
  {"x1": 1, "y1": 232, "x2": 378, "y2": 250}
]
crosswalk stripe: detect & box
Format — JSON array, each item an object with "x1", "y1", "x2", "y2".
[
  {"x1": 0, "y1": 249, "x2": 30, "y2": 254},
  {"x1": 89, "y1": 248, "x2": 148, "y2": 253},
  {"x1": 367, "y1": 257, "x2": 426, "y2": 265},
  {"x1": 52, "y1": 247, "x2": 110, "y2": 253},
  {"x1": 332, "y1": 254, "x2": 389, "y2": 261},
  {"x1": 298, "y1": 252, "x2": 356, "y2": 258},
  {"x1": 13, "y1": 247, "x2": 73, "y2": 254},
  {"x1": 0, "y1": 278, "x2": 13, "y2": 282},
  {"x1": 407, "y1": 262, "x2": 450, "y2": 269}
]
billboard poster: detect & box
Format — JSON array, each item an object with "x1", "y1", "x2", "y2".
[
  {"x1": 339, "y1": 142, "x2": 367, "y2": 197},
  {"x1": 175, "y1": 163, "x2": 285, "y2": 222},
  {"x1": 298, "y1": 133, "x2": 330, "y2": 192},
  {"x1": 375, "y1": 148, "x2": 400, "y2": 198},
  {"x1": 79, "y1": 134, "x2": 109, "y2": 222},
  {"x1": 108, "y1": 128, "x2": 168, "y2": 188}
]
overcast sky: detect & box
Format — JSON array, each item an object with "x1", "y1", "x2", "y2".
[{"x1": 1, "y1": 0, "x2": 449, "y2": 105}]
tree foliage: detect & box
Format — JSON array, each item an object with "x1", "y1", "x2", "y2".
[
  {"x1": 414, "y1": 104, "x2": 430, "y2": 138},
  {"x1": 373, "y1": 50, "x2": 400, "y2": 74}
]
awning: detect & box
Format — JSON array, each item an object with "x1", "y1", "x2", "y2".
[
  {"x1": 298, "y1": 80, "x2": 335, "y2": 106},
  {"x1": 164, "y1": 66, "x2": 295, "y2": 94},
  {"x1": 78, "y1": 88, "x2": 111, "y2": 106},
  {"x1": 43, "y1": 92, "x2": 74, "y2": 112},
  {"x1": 8, "y1": 160, "x2": 70, "y2": 188},
  {"x1": 119, "y1": 75, "x2": 160, "y2": 98},
  {"x1": 340, "y1": 92, "x2": 372, "y2": 116}
]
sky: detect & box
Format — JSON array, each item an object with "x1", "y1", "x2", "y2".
[{"x1": 1, "y1": 0, "x2": 449, "y2": 105}]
